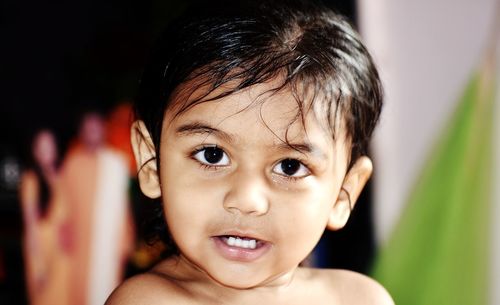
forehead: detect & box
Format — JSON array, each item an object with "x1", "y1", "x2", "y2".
[{"x1": 164, "y1": 78, "x2": 346, "y2": 145}]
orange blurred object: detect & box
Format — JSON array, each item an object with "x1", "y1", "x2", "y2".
[{"x1": 106, "y1": 102, "x2": 136, "y2": 175}]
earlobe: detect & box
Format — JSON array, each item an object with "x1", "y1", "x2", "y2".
[
  {"x1": 327, "y1": 156, "x2": 373, "y2": 230},
  {"x1": 130, "y1": 120, "x2": 162, "y2": 199}
]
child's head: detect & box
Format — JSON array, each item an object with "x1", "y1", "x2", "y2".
[
  {"x1": 79, "y1": 111, "x2": 106, "y2": 149},
  {"x1": 131, "y1": 0, "x2": 382, "y2": 288}
]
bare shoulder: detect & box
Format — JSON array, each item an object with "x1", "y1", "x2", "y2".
[
  {"x1": 105, "y1": 271, "x2": 191, "y2": 305},
  {"x1": 324, "y1": 269, "x2": 394, "y2": 305}
]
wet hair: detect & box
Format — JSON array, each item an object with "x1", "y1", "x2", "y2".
[{"x1": 134, "y1": 0, "x2": 383, "y2": 255}]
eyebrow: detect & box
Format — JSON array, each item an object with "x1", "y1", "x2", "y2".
[
  {"x1": 175, "y1": 122, "x2": 234, "y2": 143},
  {"x1": 275, "y1": 142, "x2": 327, "y2": 159},
  {"x1": 176, "y1": 121, "x2": 327, "y2": 159}
]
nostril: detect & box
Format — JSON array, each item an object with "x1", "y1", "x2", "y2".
[
  {"x1": 223, "y1": 205, "x2": 240, "y2": 214},
  {"x1": 222, "y1": 192, "x2": 269, "y2": 215}
]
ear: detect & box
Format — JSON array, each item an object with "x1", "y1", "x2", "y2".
[
  {"x1": 130, "y1": 120, "x2": 161, "y2": 199},
  {"x1": 327, "y1": 156, "x2": 373, "y2": 230}
]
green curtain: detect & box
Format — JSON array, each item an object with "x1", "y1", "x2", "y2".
[{"x1": 371, "y1": 59, "x2": 496, "y2": 305}]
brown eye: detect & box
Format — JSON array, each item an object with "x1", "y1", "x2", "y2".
[
  {"x1": 203, "y1": 147, "x2": 224, "y2": 163},
  {"x1": 273, "y1": 158, "x2": 310, "y2": 178},
  {"x1": 281, "y1": 159, "x2": 300, "y2": 175},
  {"x1": 193, "y1": 146, "x2": 230, "y2": 166}
]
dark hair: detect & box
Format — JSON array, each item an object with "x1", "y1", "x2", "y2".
[{"x1": 134, "y1": 0, "x2": 383, "y2": 255}]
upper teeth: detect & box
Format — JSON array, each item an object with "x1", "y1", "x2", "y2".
[{"x1": 226, "y1": 236, "x2": 257, "y2": 249}]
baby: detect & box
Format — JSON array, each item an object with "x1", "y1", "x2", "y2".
[{"x1": 107, "y1": 1, "x2": 393, "y2": 304}]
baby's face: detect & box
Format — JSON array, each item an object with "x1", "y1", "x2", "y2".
[{"x1": 157, "y1": 81, "x2": 351, "y2": 288}]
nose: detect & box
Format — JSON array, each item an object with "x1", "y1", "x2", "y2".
[{"x1": 223, "y1": 169, "x2": 270, "y2": 216}]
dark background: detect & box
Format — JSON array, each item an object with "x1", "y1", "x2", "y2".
[{"x1": 0, "y1": 1, "x2": 373, "y2": 304}]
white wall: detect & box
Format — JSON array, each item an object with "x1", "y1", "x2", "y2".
[
  {"x1": 357, "y1": 1, "x2": 498, "y2": 303},
  {"x1": 358, "y1": 0, "x2": 497, "y2": 244}
]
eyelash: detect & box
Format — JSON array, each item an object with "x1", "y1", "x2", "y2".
[
  {"x1": 198, "y1": 163, "x2": 219, "y2": 171},
  {"x1": 189, "y1": 145, "x2": 312, "y2": 180},
  {"x1": 277, "y1": 174, "x2": 302, "y2": 182},
  {"x1": 273, "y1": 158, "x2": 312, "y2": 181},
  {"x1": 189, "y1": 145, "x2": 228, "y2": 171}
]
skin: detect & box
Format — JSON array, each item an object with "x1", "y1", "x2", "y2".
[
  {"x1": 21, "y1": 130, "x2": 59, "y2": 302},
  {"x1": 107, "y1": 79, "x2": 393, "y2": 305},
  {"x1": 31, "y1": 130, "x2": 59, "y2": 182}
]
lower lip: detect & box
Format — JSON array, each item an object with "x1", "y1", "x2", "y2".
[{"x1": 212, "y1": 237, "x2": 271, "y2": 262}]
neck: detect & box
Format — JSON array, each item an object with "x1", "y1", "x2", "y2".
[{"x1": 163, "y1": 255, "x2": 299, "y2": 299}]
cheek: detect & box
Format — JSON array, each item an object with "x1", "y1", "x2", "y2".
[
  {"x1": 162, "y1": 184, "x2": 210, "y2": 252},
  {"x1": 273, "y1": 190, "x2": 335, "y2": 255},
  {"x1": 160, "y1": 157, "x2": 225, "y2": 243}
]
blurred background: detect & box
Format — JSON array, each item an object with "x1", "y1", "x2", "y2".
[{"x1": 0, "y1": 0, "x2": 498, "y2": 304}]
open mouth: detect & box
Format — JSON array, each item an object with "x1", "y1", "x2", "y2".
[
  {"x1": 217, "y1": 235, "x2": 265, "y2": 250},
  {"x1": 212, "y1": 234, "x2": 271, "y2": 262}
]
